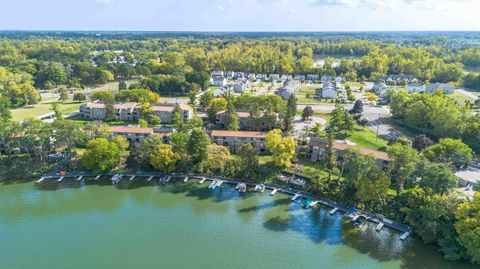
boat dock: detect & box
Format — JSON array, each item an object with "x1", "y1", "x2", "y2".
[
  {"x1": 291, "y1": 193, "x2": 301, "y2": 201},
  {"x1": 400, "y1": 231, "x2": 411, "y2": 240},
  {"x1": 35, "y1": 171, "x2": 412, "y2": 240},
  {"x1": 329, "y1": 207, "x2": 339, "y2": 215}
]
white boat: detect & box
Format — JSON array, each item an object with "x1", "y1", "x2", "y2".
[{"x1": 270, "y1": 188, "x2": 278, "y2": 196}]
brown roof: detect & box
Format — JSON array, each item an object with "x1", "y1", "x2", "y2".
[
  {"x1": 152, "y1": 104, "x2": 193, "y2": 112},
  {"x1": 309, "y1": 138, "x2": 389, "y2": 161},
  {"x1": 86, "y1": 102, "x2": 137, "y2": 109},
  {"x1": 211, "y1": 130, "x2": 267, "y2": 138},
  {"x1": 108, "y1": 126, "x2": 153, "y2": 134}
]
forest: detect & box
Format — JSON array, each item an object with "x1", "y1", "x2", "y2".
[{"x1": 1, "y1": 32, "x2": 480, "y2": 109}]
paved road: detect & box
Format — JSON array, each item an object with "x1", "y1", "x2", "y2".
[{"x1": 293, "y1": 116, "x2": 327, "y2": 138}]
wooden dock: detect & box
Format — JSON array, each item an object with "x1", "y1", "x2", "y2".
[{"x1": 36, "y1": 171, "x2": 413, "y2": 240}]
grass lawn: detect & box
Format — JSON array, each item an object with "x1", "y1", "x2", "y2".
[
  {"x1": 338, "y1": 126, "x2": 389, "y2": 151},
  {"x1": 11, "y1": 102, "x2": 85, "y2": 122},
  {"x1": 450, "y1": 90, "x2": 477, "y2": 105}
]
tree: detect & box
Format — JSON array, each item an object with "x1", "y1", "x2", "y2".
[
  {"x1": 50, "y1": 103, "x2": 63, "y2": 120},
  {"x1": 73, "y1": 92, "x2": 86, "y2": 103},
  {"x1": 224, "y1": 100, "x2": 240, "y2": 131},
  {"x1": 58, "y1": 87, "x2": 69, "y2": 102},
  {"x1": 0, "y1": 96, "x2": 11, "y2": 123},
  {"x1": 387, "y1": 142, "x2": 421, "y2": 196},
  {"x1": 200, "y1": 91, "x2": 214, "y2": 108},
  {"x1": 187, "y1": 128, "x2": 210, "y2": 164},
  {"x1": 82, "y1": 138, "x2": 121, "y2": 173},
  {"x1": 35, "y1": 63, "x2": 67, "y2": 89},
  {"x1": 265, "y1": 129, "x2": 297, "y2": 167},
  {"x1": 91, "y1": 90, "x2": 115, "y2": 104},
  {"x1": 150, "y1": 144, "x2": 177, "y2": 172},
  {"x1": 207, "y1": 98, "x2": 228, "y2": 123},
  {"x1": 412, "y1": 134, "x2": 433, "y2": 152},
  {"x1": 424, "y1": 138, "x2": 473, "y2": 169},
  {"x1": 237, "y1": 144, "x2": 259, "y2": 179},
  {"x1": 52, "y1": 120, "x2": 86, "y2": 151},
  {"x1": 455, "y1": 192, "x2": 480, "y2": 264},
  {"x1": 329, "y1": 103, "x2": 354, "y2": 135},
  {"x1": 112, "y1": 135, "x2": 129, "y2": 151},
  {"x1": 342, "y1": 149, "x2": 390, "y2": 210},
  {"x1": 419, "y1": 161, "x2": 457, "y2": 195},
  {"x1": 301, "y1": 106, "x2": 313, "y2": 121},
  {"x1": 404, "y1": 189, "x2": 465, "y2": 261},
  {"x1": 119, "y1": 80, "x2": 127, "y2": 91},
  {"x1": 197, "y1": 144, "x2": 236, "y2": 177},
  {"x1": 350, "y1": 99, "x2": 364, "y2": 115},
  {"x1": 173, "y1": 111, "x2": 184, "y2": 130},
  {"x1": 357, "y1": 118, "x2": 369, "y2": 130},
  {"x1": 283, "y1": 94, "x2": 297, "y2": 132}
]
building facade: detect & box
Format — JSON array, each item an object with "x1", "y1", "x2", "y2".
[{"x1": 210, "y1": 130, "x2": 267, "y2": 153}]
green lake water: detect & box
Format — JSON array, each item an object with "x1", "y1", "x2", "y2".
[{"x1": 0, "y1": 179, "x2": 477, "y2": 269}]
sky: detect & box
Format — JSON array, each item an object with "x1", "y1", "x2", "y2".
[{"x1": 0, "y1": 0, "x2": 479, "y2": 31}]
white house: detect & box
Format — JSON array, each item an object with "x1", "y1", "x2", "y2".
[
  {"x1": 212, "y1": 77, "x2": 227, "y2": 87},
  {"x1": 373, "y1": 82, "x2": 388, "y2": 96},
  {"x1": 405, "y1": 83, "x2": 425, "y2": 93},
  {"x1": 234, "y1": 78, "x2": 249, "y2": 93},
  {"x1": 425, "y1": 83, "x2": 455, "y2": 94},
  {"x1": 269, "y1": 74, "x2": 280, "y2": 82}
]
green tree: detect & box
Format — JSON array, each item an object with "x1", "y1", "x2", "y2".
[
  {"x1": 0, "y1": 96, "x2": 11, "y2": 123},
  {"x1": 455, "y1": 192, "x2": 480, "y2": 264},
  {"x1": 419, "y1": 161, "x2": 457, "y2": 195},
  {"x1": 224, "y1": 100, "x2": 239, "y2": 131},
  {"x1": 150, "y1": 144, "x2": 177, "y2": 172},
  {"x1": 301, "y1": 105, "x2": 313, "y2": 121},
  {"x1": 112, "y1": 135, "x2": 129, "y2": 151},
  {"x1": 207, "y1": 98, "x2": 228, "y2": 123},
  {"x1": 73, "y1": 92, "x2": 86, "y2": 102},
  {"x1": 325, "y1": 132, "x2": 337, "y2": 179},
  {"x1": 283, "y1": 94, "x2": 297, "y2": 132},
  {"x1": 265, "y1": 129, "x2": 297, "y2": 167},
  {"x1": 237, "y1": 144, "x2": 259, "y2": 179},
  {"x1": 424, "y1": 138, "x2": 473, "y2": 169},
  {"x1": 199, "y1": 91, "x2": 214, "y2": 108},
  {"x1": 50, "y1": 103, "x2": 63, "y2": 120},
  {"x1": 187, "y1": 128, "x2": 210, "y2": 164},
  {"x1": 82, "y1": 138, "x2": 121, "y2": 173},
  {"x1": 52, "y1": 120, "x2": 86, "y2": 151},
  {"x1": 329, "y1": 103, "x2": 354, "y2": 135},
  {"x1": 404, "y1": 189, "x2": 466, "y2": 261},
  {"x1": 58, "y1": 87, "x2": 69, "y2": 102},
  {"x1": 387, "y1": 141, "x2": 421, "y2": 196},
  {"x1": 118, "y1": 80, "x2": 127, "y2": 91}
]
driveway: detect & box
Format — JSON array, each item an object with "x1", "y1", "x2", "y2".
[{"x1": 293, "y1": 116, "x2": 327, "y2": 138}]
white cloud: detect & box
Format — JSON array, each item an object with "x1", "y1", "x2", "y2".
[
  {"x1": 215, "y1": 4, "x2": 225, "y2": 10},
  {"x1": 309, "y1": 0, "x2": 480, "y2": 10}
]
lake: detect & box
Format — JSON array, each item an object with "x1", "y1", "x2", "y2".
[{"x1": 0, "y1": 179, "x2": 477, "y2": 269}]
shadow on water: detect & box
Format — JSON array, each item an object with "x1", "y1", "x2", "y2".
[{"x1": 26, "y1": 178, "x2": 480, "y2": 269}]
